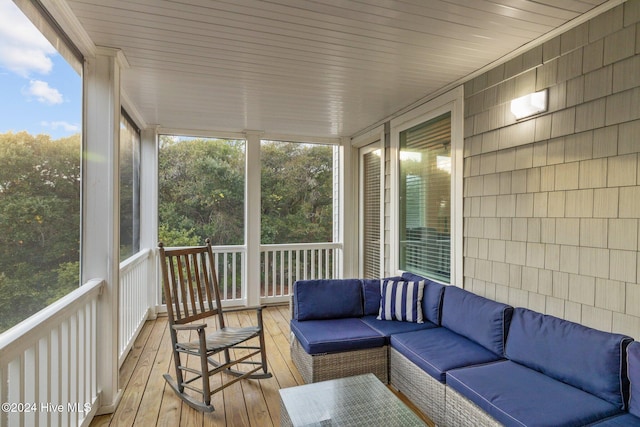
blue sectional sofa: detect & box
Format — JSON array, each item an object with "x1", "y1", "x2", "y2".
[
  {"x1": 589, "y1": 341, "x2": 640, "y2": 426},
  {"x1": 289, "y1": 274, "x2": 636, "y2": 426}
]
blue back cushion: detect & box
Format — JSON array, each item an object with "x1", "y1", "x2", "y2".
[
  {"x1": 362, "y1": 277, "x2": 402, "y2": 315},
  {"x1": 440, "y1": 286, "x2": 513, "y2": 356},
  {"x1": 628, "y1": 341, "x2": 640, "y2": 416},
  {"x1": 293, "y1": 279, "x2": 364, "y2": 320},
  {"x1": 401, "y1": 272, "x2": 445, "y2": 325},
  {"x1": 506, "y1": 308, "x2": 632, "y2": 409}
]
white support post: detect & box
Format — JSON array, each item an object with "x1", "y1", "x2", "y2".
[
  {"x1": 339, "y1": 137, "x2": 357, "y2": 278},
  {"x1": 244, "y1": 131, "x2": 263, "y2": 306},
  {"x1": 82, "y1": 47, "x2": 127, "y2": 414},
  {"x1": 140, "y1": 127, "x2": 159, "y2": 314}
]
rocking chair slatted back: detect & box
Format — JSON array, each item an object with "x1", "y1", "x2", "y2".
[{"x1": 159, "y1": 240, "x2": 224, "y2": 327}]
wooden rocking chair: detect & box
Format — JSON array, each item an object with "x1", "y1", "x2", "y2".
[{"x1": 158, "y1": 239, "x2": 271, "y2": 412}]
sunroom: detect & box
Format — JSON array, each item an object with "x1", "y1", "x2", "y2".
[{"x1": 1, "y1": 0, "x2": 640, "y2": 426}]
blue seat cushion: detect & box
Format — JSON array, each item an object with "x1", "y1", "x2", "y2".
[
  {"x1": 506, "y1": 308, "x2": 632, "y2": 409},
  {"x1": 293, "y1": 279, "x2": 363, "y2": 320},
  {"x1": 390, "y1": 327, "x2": 503, "y2": 383},
  {"x1": 360, "y1": 315, "x2": 437, "y2": 340},
  {"x1": 590, "y1": 414, "x2": 640, "y2": 427},
  {"x1": 629, "y1": 342, "x2": 640, "y2": 417},
  {"x1": 447, "y1": 360, "x2": 623, "y2": 427},
  {"x1": 290, "y1": 318, "x2": 385, "y2": 354},
  {"x1": 440, "y1": 285, "x2": 513, "y2": 356},
  {"x1": 401, "y1": 272, "x2": 445, "y2": 325}
]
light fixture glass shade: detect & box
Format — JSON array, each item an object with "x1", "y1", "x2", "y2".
[{"x1": 510, "y1": 90, "x2": 548, "y2": 119}]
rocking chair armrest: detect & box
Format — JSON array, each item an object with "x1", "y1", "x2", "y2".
[{"x1": 171, "y1": 323, "x2": 207, "y2": 331}]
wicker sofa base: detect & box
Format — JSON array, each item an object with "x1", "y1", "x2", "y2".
[
  {"x1": 445, "y1": 384, "x2": 503, "y2": 427},
  {"x1": 390, "y1": 347, "x2": 446, "y2": 426},
  {"x1": 290, "y1": 334, "x2": 389, "y2": 384}
]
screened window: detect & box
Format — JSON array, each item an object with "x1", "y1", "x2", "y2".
[
  {"x1": 119, "y1": 110, "x2": 141, "y2": 260},
  {"x1": 399, "y1": 113, "x2": 451, "y2": 283},
  {"x1": 0, "y1": 0, "x2": 82, "y2": 332},
  {"x1": 158, "y1": 135, "x2": 246, "y2": 246},
  {"x1": 362, "y1": 148, "x2": 381, "y2": 278},
  {"x1": 260, "y1": 140, "x2": 334, "y2": 244}
]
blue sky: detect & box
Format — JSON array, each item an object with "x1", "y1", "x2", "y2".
[{"x1": 0, "y1": 0, "x2": 82, "y2": 140}]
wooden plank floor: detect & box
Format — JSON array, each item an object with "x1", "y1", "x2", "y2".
[{"x1": 89, "y1": 305, "x2": 433, "y2": 427}]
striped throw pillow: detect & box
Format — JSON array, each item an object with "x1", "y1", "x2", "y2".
[{"x1": 377, "y1": 279, "x2": 425, "y2": 323}]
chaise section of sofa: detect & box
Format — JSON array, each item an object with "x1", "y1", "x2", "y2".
[
  {"x1": 445, "y1": 308, "x2": 633, "y2": 427},
  {"x1": 389, "y1": 284, "x2": 513, "y2": 426}
]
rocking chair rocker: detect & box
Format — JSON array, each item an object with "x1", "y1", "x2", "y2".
[{"x1": 158, "y1": 239, "x2": 271, "y2": 412}]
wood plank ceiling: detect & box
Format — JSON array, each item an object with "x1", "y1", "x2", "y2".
[{"x1": 66, "y1": 0, "x2": 611, "y2": 138}]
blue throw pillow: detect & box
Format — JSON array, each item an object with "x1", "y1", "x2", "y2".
[{"x1": 377, "y1": 279, "x2": 424, "y2": 323}]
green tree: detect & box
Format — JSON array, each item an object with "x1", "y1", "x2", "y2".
[
  {"x1": 158, "y1": 137, "x2": 334, "y2": 247},
  {"x1": 158, "y1": 136, "x2": 246, "y2": 246},
  {"x1": 261, "y1": 141, "x2": 333, "y2": 244},
  {"x1": 0, "y1": 131, "x2": 81, "y2": 332}
]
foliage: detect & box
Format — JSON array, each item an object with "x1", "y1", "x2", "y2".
[
  {"x1": 0, "y1": 131, "x2": 335, "y2": 332},
  {"x1": 157, "y1": 223, "x2": 199, "y2": 247},
  {"x1": 0, "y1": 131, "x2": 81, "y2": 332},
  {"x1": 158, "y1": 137, "x2": 334, "y2": 246},
  {"x1": 158, "y1": 136, "x2": 246, "y2": 246},
  {"x1": 261, "y1": 141, "x2": 333, "y2": 243}
]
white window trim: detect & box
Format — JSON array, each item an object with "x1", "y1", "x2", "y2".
[
  {"x1": 353, "y1": 126, "x2": 385, "y2": 278},
  {"x1": 389, "y1": 86, "x2": 464, "y2": 287}
]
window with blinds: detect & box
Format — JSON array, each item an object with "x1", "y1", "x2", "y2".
[
  {"x1": 362, "y1": 148, "x2": 381, "y2": 278},
  {"x1": 399, "y1": 113, "x2": 451, "y2": 283}
]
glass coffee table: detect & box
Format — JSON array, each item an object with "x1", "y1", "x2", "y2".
[{"x1": 279, "y1": 373, "x2": 427, "y2": 426}]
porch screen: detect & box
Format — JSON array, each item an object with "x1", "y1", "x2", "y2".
[
  {"x1": 362, "y1": 149, "x2": 381, "y2": 278},
  {"x1": 120, "y1": 109, "x2": 141, "y2": 260},
  {"x1": 399, "y1": 112, "x2": 451, "y2": 283}
]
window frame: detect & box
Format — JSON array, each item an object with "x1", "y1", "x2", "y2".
[{"x1": 390, "y1": 87, "x2": 464, "y2": 286}]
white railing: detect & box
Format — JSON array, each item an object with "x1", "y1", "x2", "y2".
[
  {"x1": 260, "y1": 242, "x2": 342, "y2": 302},
  {"x1": 0, "y1": 278, "x2": 104, "y2": 427},
  {"x1": 155, "y1": 243, "x2": 341, "y2": 307},
  {"x1": 210, "y1": 245, "x2": 245, "y2": 303},
  {"x1": 119, "y1": 249, "x2": 152, "y2": 367}
]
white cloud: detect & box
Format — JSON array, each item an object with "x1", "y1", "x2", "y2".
[
  {"x1": 0, "y1": 0, "x2": 56, "y2": 77},
  {"x1": 41, "y1": 121, "x2": 80, "y2": 132},
  {"x1": 24, "y1": 80, "x2": 64, "y2": 105}
]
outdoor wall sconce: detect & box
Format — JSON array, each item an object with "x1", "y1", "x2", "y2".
[{"x1": 510, "y1": 89, "x2": 548, "y2": 119}]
